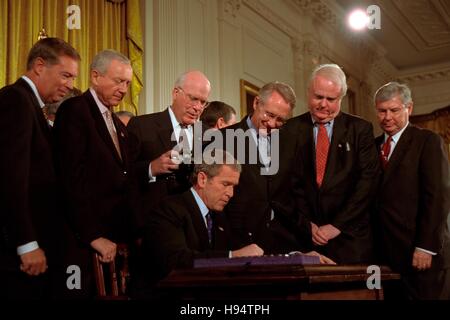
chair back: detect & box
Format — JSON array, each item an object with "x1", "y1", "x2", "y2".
[{"x1": 92, "y1": 243, "x2": 130, "y2": 299}]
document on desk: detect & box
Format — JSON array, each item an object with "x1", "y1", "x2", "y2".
[{"x1": 194, "y1": 253, "x2": 321, "y2": 268}]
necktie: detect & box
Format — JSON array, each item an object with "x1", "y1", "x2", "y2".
[
  {"x1": 316, "y1": 123, "x2": 329, "y2": 187},
  {"x1": 178, "y1": 124, "x2": 192, "y2": 162},
  {"x1": 104, "y1": 110, "x2": 122, "y2": 160},
  {"x1": 205, "y1": 212, "x2": 213, "y2": 244},
  {"x1": 42, "y1": 106, "x2": 49, "y2": 120},
  {"x1": 258, "y1": 134, "x2": 271, "y2": 167},
  {"x1": 380, "y1": 136, "x2": 392, "y2": 169}
]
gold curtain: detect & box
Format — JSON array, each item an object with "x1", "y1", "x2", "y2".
[
  {"x1": 0, "y1": 0, "x2": 143, "y2": 114},
  {"x1": 410, "y1": 106, "x2": 450, "y2": 160}
]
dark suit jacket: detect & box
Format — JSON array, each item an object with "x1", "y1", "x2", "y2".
[
  {"x1": 374, "y1": 125, "x2": 450, "y2": 274},
  {"x1": 53, "y1": 90, "x2": 138, "y2": 245},
  {"x1": 286, "y1": 112, "x2": 379, "y2": 263},
  {"x1": 140, "y1": 190, "x2": 231, "y2": 285},
  {"x1": 127, "y1": 109, "x2": 198, "y2": 213},
  {"x1": 0, "y1": 78, "x2": 60, "y2": 296},
  {"x1": 52, "y1": 90, "x2": 139, "y2": 296},
  {"x1": 216, "y1": 117, "x2": 311, "y2": 254}
]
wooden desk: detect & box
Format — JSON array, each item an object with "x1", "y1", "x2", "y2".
[{"x1": 158, "y1": 264, "x2": 400, "y2": 300}]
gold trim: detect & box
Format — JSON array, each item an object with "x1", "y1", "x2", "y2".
[{"x1": 239, "y1": 79, "x2": 260, "y2": 119}]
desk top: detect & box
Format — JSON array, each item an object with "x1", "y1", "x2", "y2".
[{"x1": 159, "y1": 264, "x2": 401, "y2": 288}]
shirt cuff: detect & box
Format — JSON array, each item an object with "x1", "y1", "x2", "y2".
[
  {"x1": 17, "y1": 241, "x2": 39, "y2": 255},
  {"x1": 228, "y1": 251, "x2": 232, "y2": 258},
  {"x1": 148, "y1": 163, "x2": 156, "y2": 183},
  {"x1": 416, "y1": 247, "x2": 437, "y2": 255}
]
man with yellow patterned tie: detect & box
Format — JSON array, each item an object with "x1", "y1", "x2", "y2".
[
  {"x1": 286, "y1": 64, "x2": 379, "y2": 264},
  {"x1": 0, "y1": 37, "x2": 80, "y2": 299},
  {"x1": 53, "y1": 49, "x2": 140, "y2": 298}
]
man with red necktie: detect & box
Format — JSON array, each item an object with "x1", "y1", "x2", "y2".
[
  {"x1": 373, "y1": 81, "x2": 450, "y2": 299},
  {"x1": 286, "y1": 64, "x2": 379, "y2": 264}
]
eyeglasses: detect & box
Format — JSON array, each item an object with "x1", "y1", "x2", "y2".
[
  {"x1": 259, "y1": 106, "x2": 288, "y2": 126},
  {"x1": 177, "y1": 87, "x2": 209, "y2": 108}
]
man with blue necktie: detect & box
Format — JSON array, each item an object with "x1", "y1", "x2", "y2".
[{"x1": 133, "y1": 150, "x2": 264, "y2": 297}]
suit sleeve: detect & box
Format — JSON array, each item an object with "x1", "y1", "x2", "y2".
[
  {"x1": 127, "y1": 117, "x2": 153, "y2": 185},
  {"x1": 332, "y1": 121, "x2": 380, "y2": 233},
  {"x1": 53, "y1": 102, "x2": 102, "y2": 244},
  {"x1": 143, "y1": 206, "x2": 228, "y2": 277},
  {"x1": 0, "y1": 89, "x2": 37, "y2": 247},
  {"x1": 416, "y1": 133, "x2": 450, "y2": 252}
]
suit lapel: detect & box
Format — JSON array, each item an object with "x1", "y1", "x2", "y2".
[
  {"x1": 157, "y1": 108, "x2": 177, "y2": 152},
  {"x1": 382, "y1": 125, "x2": 413, "y2": 185},
  {"x1": 322, "y1": 113, "x2": 347, "y2": 189},
  {"x1": 301, "y1": 117, "x2": 316, "y2": 185},
  {"x1": 17, "y1": 78, "x2": 51, "y2": 138},
  {"x1": 85, "y1": 91, "x2": 123, "y2": 164},
  {"x1": 112, "y1": 112, "x2": 128, "y2": 165},
  {"x1": 183, "y1": 191, "x2": 210, "y2": 249}
]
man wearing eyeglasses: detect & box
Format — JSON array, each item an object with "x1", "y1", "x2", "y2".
[
  {"x1": 213, "y1": 82, "x2": 313, "y2": 254},
  {"x1": 286, "y1": 64, "x2": 379, "y2": 264},
  {"x1": 127, "y1": 70, "x2": 211, "y2": 216}
]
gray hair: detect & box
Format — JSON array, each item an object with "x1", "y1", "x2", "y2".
[
  {"x1": 374, "y1": 81, "x2": 412, "y2": 105},
  {"x1": 174, "y1": 72, "x2": 188, "y2": 88},
  {"x1": 259, "y1": 81, "x2": 297, "y2": 109},
  {"x1": 309, "y1": 64, "x2": 347, "y2": 97},
  {"x1": 90, "y1": 49, "x2": 130, "y2": 74},
  {"x1": 191, "y1": 149, "x2": 241, "y2": 184}
]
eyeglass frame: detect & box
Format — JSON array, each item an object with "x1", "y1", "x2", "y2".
[
  {"x1": 257, "y1": 99, "x2": 289, "y2": 126},
  {"x1": 176, "y1": 87, "x2": 209, "y2": 108}
]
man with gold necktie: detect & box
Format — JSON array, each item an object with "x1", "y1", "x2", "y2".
[
  {"x1": 53, "y1": 49, "x2": 140, "y2": 298},
  {"x1": 373, "y1": 82, "x2": 450, "y2": 299}
]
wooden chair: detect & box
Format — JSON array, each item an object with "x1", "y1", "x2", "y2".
[{"x1": 92, "y1": 243, "x2": 130, "y2": 299}]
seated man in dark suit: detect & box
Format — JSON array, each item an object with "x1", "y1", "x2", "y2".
[{"x1": 133, "y1": 150, "x2": 264, "y2": 297}]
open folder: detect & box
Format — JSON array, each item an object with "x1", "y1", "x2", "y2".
[{"x1": 194, "y1": 253, "x2": 320, "y2": 268}]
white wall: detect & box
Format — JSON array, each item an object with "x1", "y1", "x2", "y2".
[{"x1": 140, "y1": 0, "x2": 450, "y2": 124}]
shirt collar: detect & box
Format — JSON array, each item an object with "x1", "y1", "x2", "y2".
[
  {"x1": 190, "y1": 188, "x2": 209, "y2": 219},
  {"x1": 89, "y1": 88, "x2": 110, "y2": 115},
  {"x1": 168, "y1": 106, "x2": 190, "y2": 130},
  {"x1": 21, "y1": 76, "x2": 45, "y2": 108}
]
